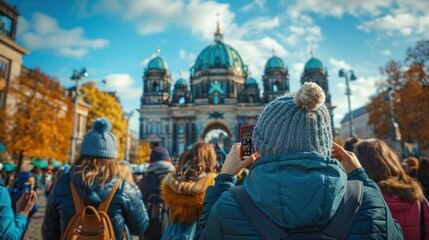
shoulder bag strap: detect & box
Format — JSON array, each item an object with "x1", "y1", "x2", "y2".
[
  {"x1": 323, "y1": 180, "x2": 364, "y2": 239},
  {"x1": 421, "y1": 200, "x2": 426, "y2": 240},
  {"x1": 229, "y1": 185, "x2": 286, "y2": 240},
  {"x1": 98, "y1": 179, "x2": 122, "y2": 212},
  {"x1": 69, "y1": 181, "x2": 84, "y2": 214}
]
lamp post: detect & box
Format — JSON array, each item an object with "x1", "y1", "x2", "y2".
[
  {"x1": 69, "y1": 68, "x2": 88, "y2": 164},
  {"x1": 339, "y1": 69, "x2": 357, "y2": 137},
  {"x1": 124, "y1": 110, "x2": 134, "y2": 162},
  {"x1": 386, "y1": 86, "x2": 401, "y2": 141}
]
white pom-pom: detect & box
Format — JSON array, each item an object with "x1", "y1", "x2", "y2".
[{"x1": 294, "y1": 82, "x2": 325, "y2": 110}]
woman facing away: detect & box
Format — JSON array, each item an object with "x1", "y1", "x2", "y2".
[
  {"x1": 196, "y1": 82, "x2": 403, "y2": 239},
  {"x1": 354, "y1": 139, "x2": 429, "y2": 240},
  {"x1": 160, "y1": 141, "x2": 218, "y2": 240},
  {"x1": 41, "y1": 117, "x2": 148, "y2": 239}
]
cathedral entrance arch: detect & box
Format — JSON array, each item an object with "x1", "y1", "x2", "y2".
[{"x1": 201, "y1": 120, "x2": 233, "y2": 152}]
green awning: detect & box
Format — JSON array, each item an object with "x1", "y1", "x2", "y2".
[
  {"x1": 0, "y1": 142, "x2": 6, "y2": 152},
  {"x1": 3, "y1": 162, "x2": 16, "y2": 172},
  {"x1": 31, "y1": 160, "x2": 49, "y2": 169}
]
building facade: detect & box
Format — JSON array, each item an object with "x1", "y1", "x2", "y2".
[
  {"x1": 340, "y1": 105, "x2": 375, "y2": 140},
  {"x1": 139, "y1": 22, "x2": 334, "y2": 155}
]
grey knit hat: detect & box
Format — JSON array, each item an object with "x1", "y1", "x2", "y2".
[
  {"x1": 79, "y1": 117, "x2": 117, "y2": 159},
  {"x1": 252, "y1": 82, "x2": 332, "y2": 157}
]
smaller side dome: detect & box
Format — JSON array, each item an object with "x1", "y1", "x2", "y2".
[
  {"x1": 304, "y1": 57, "x2": 323, "y2": 70},
  {"x1": 175, "y1": 78, "x2": 187, "y2": 87},
  {"x1": 245, "y1": 77, "x2": 257, "y2": 85},
  {"x1": 265, "y1": 56, "x2": 285, "y2": 70},
  {"x1": 148, "y1": 56, "x2": 168, "y2": 70}
]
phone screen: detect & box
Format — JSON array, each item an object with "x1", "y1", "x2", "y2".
[
  {"x1": 24, "y1": 183, "x2": 31, "y2": 193},
  {"x1": 240, "y1": 124, "x2": 256, "y2": 160}
]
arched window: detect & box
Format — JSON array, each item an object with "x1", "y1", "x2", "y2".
[
  {"x1": 273, "y1": 81, "x2": 280, "y2": 92},
  {"x1": 153, "y1": 82, "x2": 159, "y2": 92},
  {"x1": 249, "y1": 94, "x2": 254, "y2": 103},
  {"x1": 178, "y1": 96, "x2": 186, "y2": 104},
  {"x1": 151, "y1": 124, "x2": 158, "y2": 134},
  {"x1": 178, "y1": 125, "x2": 185, "y2": 134}
]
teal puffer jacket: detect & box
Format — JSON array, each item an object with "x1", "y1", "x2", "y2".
[{"x1": 197, "y1": 152, "x2": 403, "y2": 240}]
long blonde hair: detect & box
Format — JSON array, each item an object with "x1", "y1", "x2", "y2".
[{"x1": 72, "y1": 155, "x2": 123, "y2": 186}]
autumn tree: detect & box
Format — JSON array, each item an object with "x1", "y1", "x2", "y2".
[
  {"x1": 132, "y1": 141, "x2": 151, "y2": 164},
  {"x1": 81, "y1": 82, "x2": 127, "y2": 160},
  {"x1": 367, "y1": 40, "x2": 429, "y2": 152},
  {"x1": 0, "y1": 69, "x2": 73, "y2": 170}
]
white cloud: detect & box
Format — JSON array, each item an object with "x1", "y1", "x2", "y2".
[
  {"x1": 329, "y1": 58, "x2": 353, "y2": 75},
  {"x1": 382, "y1": 50, "x2": 391, "y2": 56},
  {"x1": 240, "y1": 0, "x2": 266, "y2": 12},
  {"x1": 179, "y1": 49, "x2": 187, "y2": 59},
  {"x1": 137, "y1": 53, "x2": 156, "y2": 68},
  {"x1": 333, "y1": 75, "x2": 379, "y2": 127},
  {"x1": 358, "y1": 11, "x2": 429, "y2": 38},
  {"x1": 286, "y1": 0, "x2": 393, "y2": 19},
  {"x1": 104, "y1": 73, "x2": 142, "y2": 99},
  {"x1": 18, "y1": 12, "x2": 109, "y2": 58},
  {"x1": 242, "y1": 17, "x2": 280, "y2": 32}
]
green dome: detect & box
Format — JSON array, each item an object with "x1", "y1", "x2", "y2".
[
  {"x1": 304, "y1": 57, "x2": 323, "y2": 70},
  {"x1": 175, "y1": 78, "x2": 187, "y2": 87},
  {"x1": 245, "y1": 77, "x2": 257, "y2": 85},
  {"x1": 148, "y1": 56, "x2": 168, "y2": 70},
  {"x1": 265, "y1": 56, "x2": 285, "y2": 69},
  {"x1": 194, "y1": 42, "x2": 244, "y2": 72}
]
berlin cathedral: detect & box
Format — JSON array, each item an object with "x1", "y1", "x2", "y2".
[{"x1": 138, "y1": 21, "x2": 334, "y2": 155}]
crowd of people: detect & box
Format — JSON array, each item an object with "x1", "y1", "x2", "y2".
[{"x1": 1, "y1": 82, "x2": 428, "y2": 239}]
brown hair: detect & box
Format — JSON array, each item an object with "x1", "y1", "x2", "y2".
[
  {"x1": 176, "y1": 141, "x2": 218, "y2": 181},
  {"x1": 417, "y1": 157, "x2": 429, "y2": 179},
  {"x1": 118, "y1": 161, "x2": 135, "y2": 185},
  {"x1": 354, "y1": 139, "x2": 424, "y2": 202},
  {"x1": 72, "y1": 155, "x2": 122, "y2": 186}
]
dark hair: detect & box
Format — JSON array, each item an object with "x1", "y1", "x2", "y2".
[
  {"x1": 344, "y1": 136, "x2": 360, "y2": 152},
  {"x1": 354, "y1": 139, "x2": 424, "y2": 202},
  {"x1": 417, "y1": 157, "x2": 429, "y2": 179},
  {"x1": 176, "y1": 142, "x2": 218, "y2": 181}
]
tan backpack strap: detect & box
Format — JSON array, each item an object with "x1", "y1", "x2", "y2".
[
  {"x1": 70, "y1": 180, "x2": 84, "y2": 213},
  {"x1": 98, "y1": 178, "x2": 122, "y2": 212}
]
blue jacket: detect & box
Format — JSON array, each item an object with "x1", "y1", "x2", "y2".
[
  {"x1": 9, "y1": 172, "x2": 39, "y2": 220},
  {"x1": 41, "y1": 172, "x2": 149, "y2": 239},
  {"x1": 197, "y1": 152, "x2": 403, "y2": 239},
  {"x1": 0, "y1": 185, "x2": 28, "y2": 240}
]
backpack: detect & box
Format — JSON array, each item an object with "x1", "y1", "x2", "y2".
[
  {"x1": 144, "y1": 174, "x2": 169, "y2": 240},
  {"x1": 229, "y1": 180, "x2": 364, "y2": 240},
  {"x1": 62, "y1": 179, "x2": 122, "y2": 240}
]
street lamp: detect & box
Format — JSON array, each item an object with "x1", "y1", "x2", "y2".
[
  {"x1": 339, "y1": 69, "x2": 357, "y2": 137},
  {"x1": 69, "y1": 68, "x2": 88, "y2": 164},
  {"x1": 124, "y1": 110, "x2": 134, "y2": 162},
  {"x1": 386, "y1": 86, "x2": 401, "y2": 141}
]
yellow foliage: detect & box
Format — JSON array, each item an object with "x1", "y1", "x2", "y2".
[
  {"x1": 133, "y1": 141, "x2": 151, "y2": 164},
  {"x1": 0, "y1": 69, "x2": 73, "y2": 162},
  {"x1": 81, "y1": 82, "x2": 127, "y2": 160}
]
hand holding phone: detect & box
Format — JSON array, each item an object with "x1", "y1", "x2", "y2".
[
  {"x1": 24, "y1": 182, "x2": 32, "y2": 193},
  {"x1": 240, "y1": 124, "x2": 256, "y2": 160}
]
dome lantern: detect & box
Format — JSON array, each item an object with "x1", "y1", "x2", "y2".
[{"x1": 214, "y1": 13, "x2": 223, "y2": 42}]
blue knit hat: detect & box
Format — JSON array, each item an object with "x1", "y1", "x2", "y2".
[
  {"x1": 253, "y1": 82, "x2": 332, "y2": 157},
  {"x1": 79, "y1": 117, "x2": 117, "y2": 159}
]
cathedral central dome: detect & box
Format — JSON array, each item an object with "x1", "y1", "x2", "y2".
[{"x1": 194, "y1": 41, "x2": 244, "y2": 72}]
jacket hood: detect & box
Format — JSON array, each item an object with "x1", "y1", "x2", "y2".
[
  {"x1": 147, "y1": 161, "x2": 175, "y2": 175},
  {"x1": 161, "y1": 172, "x2": 216, "y2": 224},
  {"x1": 244, "y1": 152, "x2": 347, "y2": 229},
  {"x1": 379, "y1": 177, "x2": 424, "y2": 202},
  {"x1": 16, "y1": 171, "x2": 33, "y2": 189},
  {"x1": 69, "y1": 170, "x2": 120, "y2": 205}
]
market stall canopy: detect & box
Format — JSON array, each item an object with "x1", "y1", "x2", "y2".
[
  {"x1": 3, "y1": 162, "x2": 16, "y2": 172},
  {"x1": 31, "y1": 159, "x2": 49, "y2": 169}
]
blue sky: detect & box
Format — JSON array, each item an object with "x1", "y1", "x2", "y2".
[{"x1": 6, "y1": 0, "x2": 429, "y2": 133}]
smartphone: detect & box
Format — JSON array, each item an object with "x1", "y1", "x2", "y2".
[
  {"x1": 240, "y1": 124, "x2": 256, "y2": 160},
  {"x1": 24, "y1": 182, "x2": 32, "y2": 193}
]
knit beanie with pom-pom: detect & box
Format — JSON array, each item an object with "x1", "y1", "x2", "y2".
[
  {"x1": 252, "y1": 82, "x2": 333, "y2": 157},
  {"x1": 79, "y1": 117, "x2": 117, "y2": 159}
]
